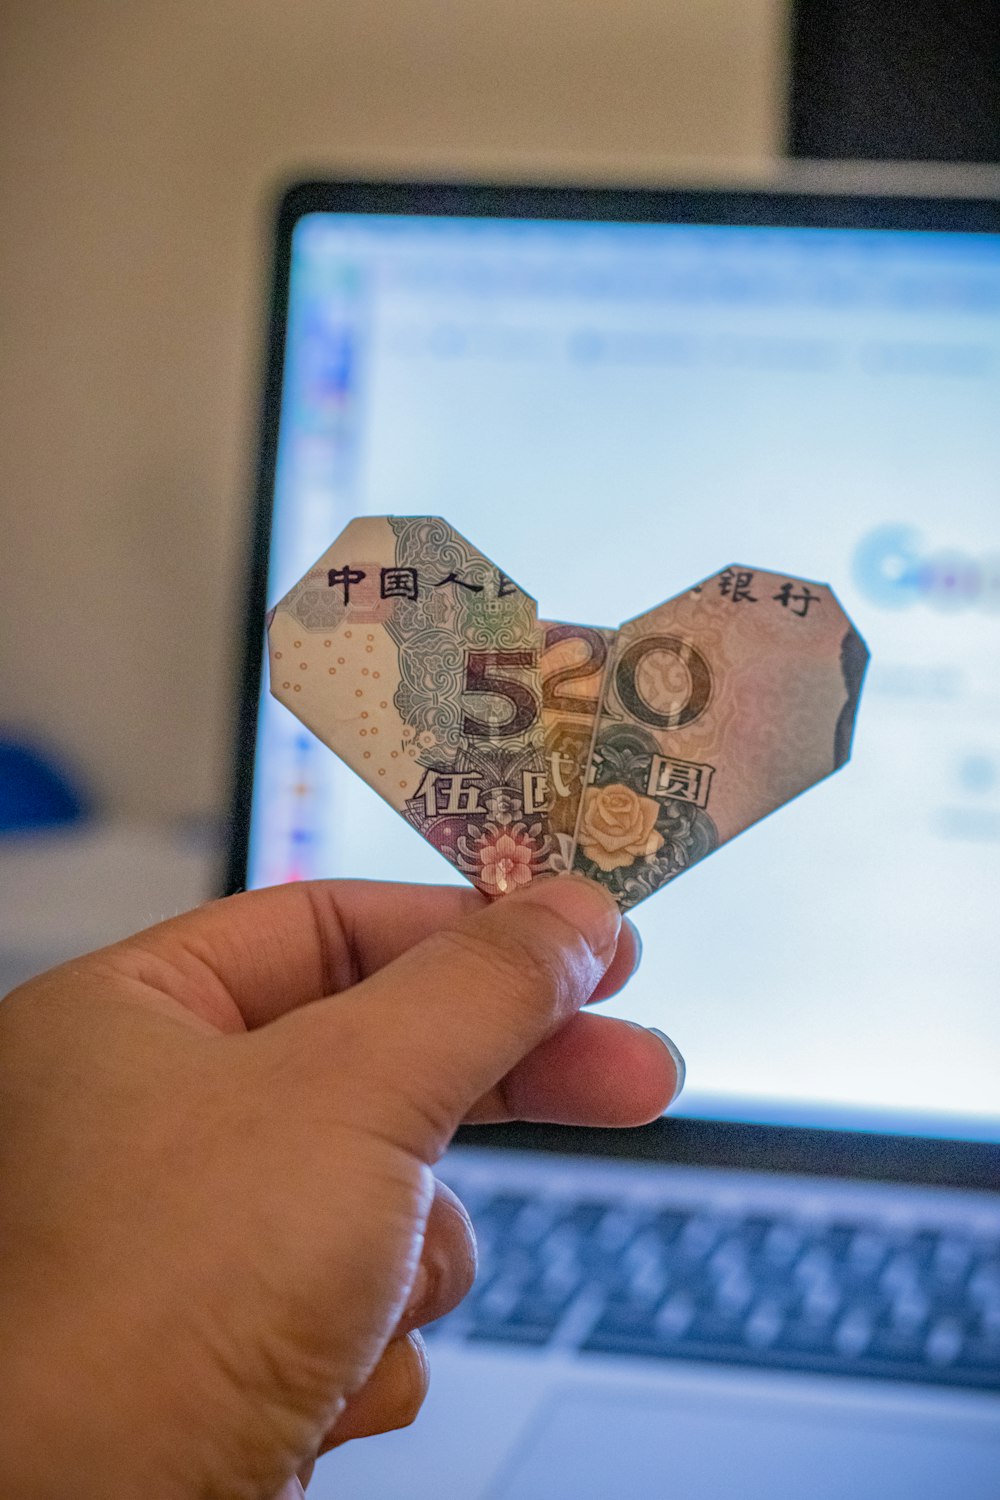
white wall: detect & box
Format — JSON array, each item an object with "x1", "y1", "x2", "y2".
[{"x1": 0, "y1": 0, "x2": 788, "y2": 820}]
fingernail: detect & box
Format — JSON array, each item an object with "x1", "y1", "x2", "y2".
[
  {"x1": 623, "y1": 918, "x2": 643, "y2": 976},
  {"x1": 649, "y1": 1028, "x2": 686, "y2": 1105},
  {"x1": 516, "y1": 875, "x2": 621, "y2": 961},
  {"x1": 626, "y1": 1023, "x2": 686, "y2": 1106},
  {"x1": 403, "y1": 1260, "x2": 430, "y2": 1321}
]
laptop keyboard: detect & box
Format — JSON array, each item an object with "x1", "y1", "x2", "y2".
[{"x1": 428, "y1": 1183, "x2": 1000, "y2": 1390}]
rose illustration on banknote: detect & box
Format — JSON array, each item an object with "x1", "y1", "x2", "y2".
[
  {"x1": 578, "y1": 784, "x2": 664, "y2": 872},
  {"x1": 267, "y1": 517, "x2": 868, "y2": 911},
  {"x1": 571, "y1": 724, "x2": 720, "y2": 903}
]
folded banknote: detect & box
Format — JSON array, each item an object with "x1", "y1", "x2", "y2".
[{"x1": 267, "y1": 517, "x2": 867, "y2": 911}]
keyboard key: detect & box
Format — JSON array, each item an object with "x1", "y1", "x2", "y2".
[
  {"x1": 925, "y1": 1317, "x2": 965, "y2": 1367},
  {"x1": 834, "y1": 1305, "x2": 874, "y2": 1359},
  {"x1": 476, "y1": 1193, "x2": 530, "y2": 1226},
  {"x1": 797, "y1": 1242, "x2": 839, "y2": 1290},
  {"x1": 655, "y1": 1291, "x2": 697, "y2": 1339},
  {"x1": 624, "y1": 1261, "x2": 670, "y2": 1307},
  {"x1": 650, "y1": 1208, "x2": 692, "y2": 1244},
  {"x1": 557, "y1": 1199, "x2": 614, "y2": 1233},
  {"x1": 595, "y1": 1208, "x2": 644, "y2": 1254},
  {"x1": 474, "y1": 1275, "x2": 525, "y2": 1322},
  {"x1": 745, "y1": 1299, "x2": 785, "y2": 1349},
  {"x1": 761, "y1": 1223, "x2": 804, "y2": 1269},
  {"x1": 509, "y1": 1203, "x2": 554, "y2": 1245},
  {"x1": 708, "y1": 1234, "x2": 750, "y2": 1279},
  {"x1": 932, "y1": 1238, "x2": 974, "y2": 1286},
  {"x1": 677, "y1": 1216, "x2": 722, "y2": 1262},
  {"x1": 968, "y1": 1258, "x2": 1000, "y2": 1306},
  {"x1": 879, "y1": 1250, "x2": 922, "y2": 1296},
  {"x1": 714, "y1": 1269, "x2": 755, "y2": 1317},
  {"x1": 800, "y1": 1281, "x2": 842, "y2": 1323},
  {"x1": 909, "y1": 1228, "x2": 941, "y2": 1264},
  {"x1": 735, "y1": 1215, "x2": 776, "y2": 1250},
  {"x1": 888, "y1": 1288, "x2": 930, "y2": 1332},
  {"x1": 846, "y1": 1229, "x2": 889, "y2": 1280},
  {"x1": 816, "y1": 1222, "x2": 857, "y2": 1259},
  {"x1": 540, "y1": 1255, "x2": 583, "y2": 1301}
]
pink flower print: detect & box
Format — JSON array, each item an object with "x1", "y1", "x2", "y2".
[{"x1": 476, "y1": 828, "x2": 538, "y2": 896}]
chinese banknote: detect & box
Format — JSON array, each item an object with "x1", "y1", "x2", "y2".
[{"x1": 268, "y1": 517, "x2": 867, "y2": 911}]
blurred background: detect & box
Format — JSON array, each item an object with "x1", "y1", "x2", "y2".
[{"x1": 0, "y1": 0, "x2": 997, "y2": 976}]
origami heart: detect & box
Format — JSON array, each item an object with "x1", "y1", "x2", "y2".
[{"x1": 268, "y1": 517, "x2": 867, "y2": 910}]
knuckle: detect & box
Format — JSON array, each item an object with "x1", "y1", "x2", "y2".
[{"x1": 423, "y1": 920, "x2": 570, "y2": 1017}]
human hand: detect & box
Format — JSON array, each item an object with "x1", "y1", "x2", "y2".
[{"x1": 0, "y1": 876, "x2": 682, "y2": 1498}]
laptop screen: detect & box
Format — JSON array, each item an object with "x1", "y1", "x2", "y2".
[{"x1": 245, "y1": 198, "x2": 1000, "y2": 1146}]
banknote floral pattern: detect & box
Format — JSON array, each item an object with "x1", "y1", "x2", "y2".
[
  {"x1": 405, "y1": 753, "x2": 558, "y2": 897},
  {"x1": 463, "y1": 824, "x2": 545, "y2": 895},
  {"x1": 578, "y1": 784, "x2": 664, "y2": 872},
  {"x1": 386, "y1": 517, "x2": 540, "y2": 760}
]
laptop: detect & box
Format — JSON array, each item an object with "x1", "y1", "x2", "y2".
[{"x1": 227, "y1": 175, "x2": 1000, "y2": 1499}]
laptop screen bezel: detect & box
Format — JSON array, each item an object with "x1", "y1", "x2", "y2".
[{"x1": 227, "y1": 176, "x2": 1000, "y2": 1193}]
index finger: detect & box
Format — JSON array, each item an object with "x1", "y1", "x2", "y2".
[{"x1": 100, "y1": 879, "x2": 639, "y2": 1032}]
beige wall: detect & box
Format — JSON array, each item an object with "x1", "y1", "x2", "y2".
[{"x1": 0, "y1": 0, "x2": 788, "y2": 821}]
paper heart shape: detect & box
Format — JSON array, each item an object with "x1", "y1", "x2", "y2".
[{"x1": 268, "y1": 517, "x2": 867, "y2": 910}]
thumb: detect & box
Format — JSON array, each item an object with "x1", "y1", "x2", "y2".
[{"x1": 288, "y1": 874, "x2": 622, "y2": 1161}]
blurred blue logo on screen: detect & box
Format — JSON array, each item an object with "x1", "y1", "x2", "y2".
[{"x1": 854, "y1": 525, "x2": 1000, "y2": 611}]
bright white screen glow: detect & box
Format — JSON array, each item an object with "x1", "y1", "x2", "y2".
[{"x1": 248, "y1": 212, "x2": 1000, "y2": 1141}]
